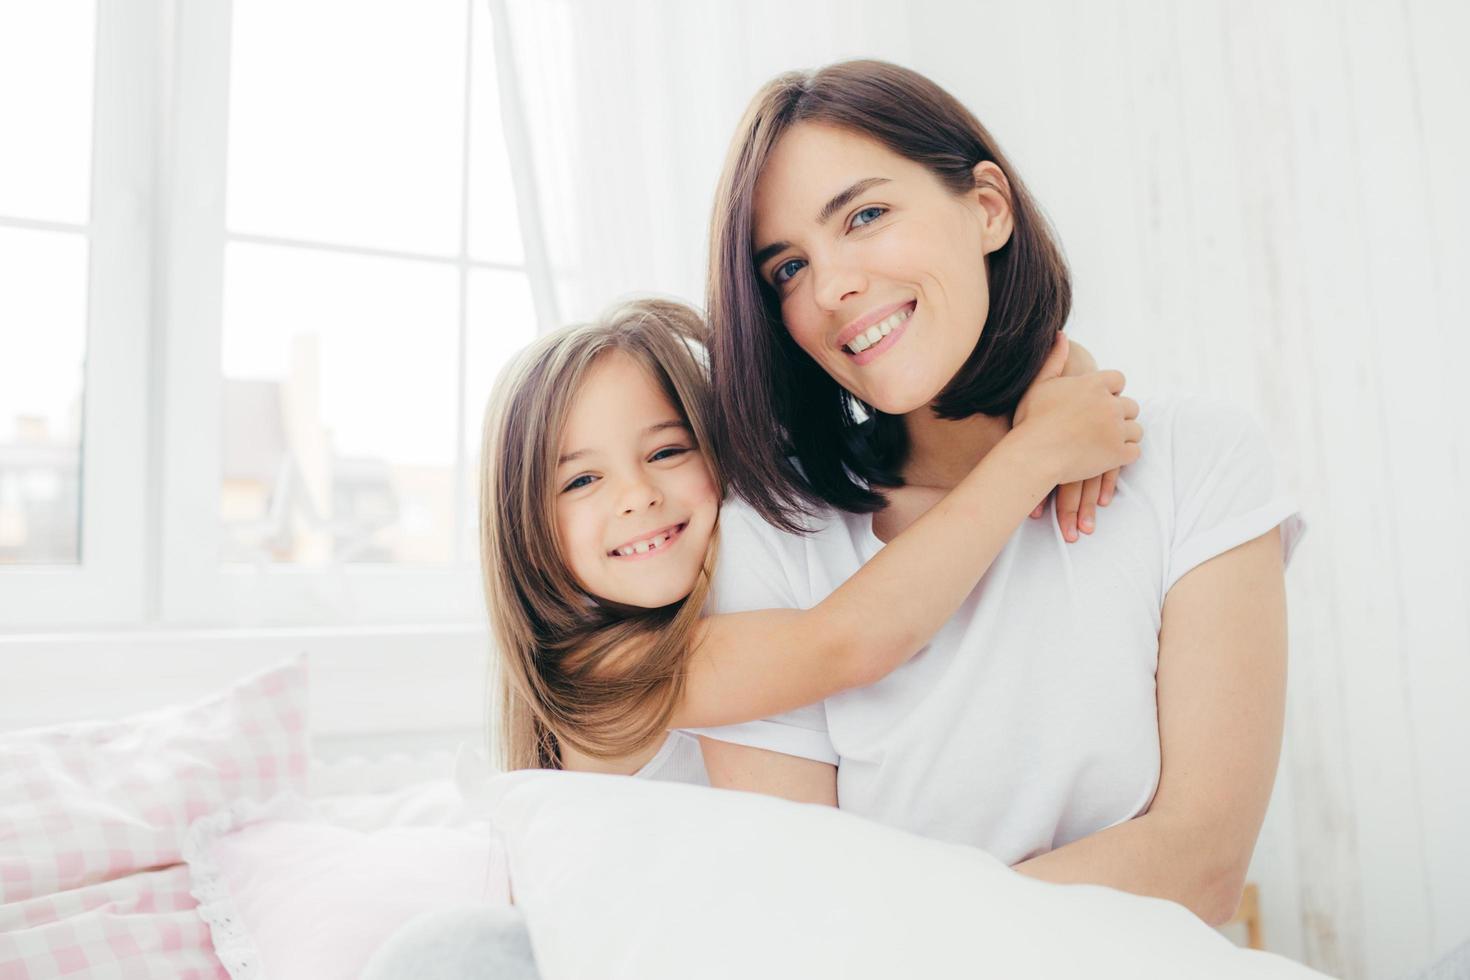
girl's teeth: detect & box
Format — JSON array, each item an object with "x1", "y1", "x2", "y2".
[{"x1": 616, "y1": 529, "x2": 675, "y2": 557}]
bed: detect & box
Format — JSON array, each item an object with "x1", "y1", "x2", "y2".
[{"x1": 1, "y1": 656, "x2": 1329, "y2": 979}]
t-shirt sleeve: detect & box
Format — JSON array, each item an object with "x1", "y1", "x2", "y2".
[
  {"x1": 1162, "y1": 397, "x2": 1307, "y2": 597},
  {"x1": 679, "y1": 499, "x2": 838, "y2": 767}
]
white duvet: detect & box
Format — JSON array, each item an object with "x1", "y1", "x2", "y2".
[{"x1": 460, "y1": 760, "x2": 1333, "y2": 980}]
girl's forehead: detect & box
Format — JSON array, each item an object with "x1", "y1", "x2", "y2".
[
  {"x1": 559, "y1": 351, "x2": 679, "y2": 448},
  {"x1": 578, "y1": 350, "x2": 664, "y2": 402}
]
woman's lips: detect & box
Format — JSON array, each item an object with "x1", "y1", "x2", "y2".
[{"x1": 847, "y1": 302, "x2": 915, "y2": 365}]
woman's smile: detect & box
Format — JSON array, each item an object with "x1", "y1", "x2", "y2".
[{"x1": 843, "y1": 300, "x2": 916, "y2": 364}]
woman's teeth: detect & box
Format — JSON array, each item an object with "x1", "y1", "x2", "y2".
[
  {"x1": 613, "y1": 527, "x2": 677, "y2": 557},
  {"x1": 846, "y1": 305, "x2": 912, "y2": 354}
]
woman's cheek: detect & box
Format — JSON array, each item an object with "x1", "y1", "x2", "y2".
[{"x1": 782, "y1": 304, "x2": 829, "y2": 364}]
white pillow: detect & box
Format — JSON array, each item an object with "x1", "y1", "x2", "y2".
[{"x1": 465, "y1": 764, "x2": 1330, "y2": 980}]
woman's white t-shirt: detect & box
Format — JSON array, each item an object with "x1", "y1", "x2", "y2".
[{"x1": 673, "y1": 394, "x2": 1305, "y2": 865}]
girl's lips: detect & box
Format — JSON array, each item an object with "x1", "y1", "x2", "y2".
[
  {"x1": 608, "y1": 522, "x2": 687, "y2": 561},
  {"x1": 847, "y1": 304, "x2": 914, "y2": 366}
]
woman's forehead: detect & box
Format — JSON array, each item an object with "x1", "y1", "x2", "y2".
[{"x1": 753, "y1": 123, "x2": 918, "y2": 237}]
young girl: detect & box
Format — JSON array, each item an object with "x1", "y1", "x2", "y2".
[{"x1": 479, "y1": 297, "x2": 1139, "y2": 773}]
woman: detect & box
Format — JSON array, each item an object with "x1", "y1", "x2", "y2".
[{"x1": 684, "y1": 60, "x2": 1305, "y2": 927}]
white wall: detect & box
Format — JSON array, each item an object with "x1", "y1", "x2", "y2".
[
  {"x1": 908, "y1": 3, "x2": 1469, "y2": 977},
  {"x1": 502, "y1": 2, "x2": 1470, "y2": 976},
  {"x1": 4, "y1": 3, "x2": 1464, "y2": 977}
]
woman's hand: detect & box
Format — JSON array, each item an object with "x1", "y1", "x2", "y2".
[{"x1": 1014, "y1": 336, "x2": 1126, "y2": 542}]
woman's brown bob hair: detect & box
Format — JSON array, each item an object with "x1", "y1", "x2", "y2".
[
  {"x1": 706, "y1": 60, "x2": 1072, "y2": 532},
  {"x1": 479, "y1": 298, "x2": 722, "y2": 771}
]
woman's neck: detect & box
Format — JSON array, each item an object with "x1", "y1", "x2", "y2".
[{"x1": 899, "y1": 407, "x2": 1011, "y2": 491}]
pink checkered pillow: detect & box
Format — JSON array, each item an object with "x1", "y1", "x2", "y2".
[
  {"x1": 0, "y1": 864, "x2": 226, "y2": 980},
  {"x1": 183, "y1": 793, "x2": 509, "y2": 980},
  {"x1": 0, "y1": 657, "x2": 308, "y2": 906}
]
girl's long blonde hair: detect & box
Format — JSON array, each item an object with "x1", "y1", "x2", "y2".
[{"x1": 480, "y1": 298, "x2": 724, "y2": 771}]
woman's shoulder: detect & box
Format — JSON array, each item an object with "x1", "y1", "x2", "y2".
[
  {"x1": 1137, "y1": 391, "x2": 1264, "y2": 435},
  {"x1": 712, "y1": 494, "x2": 867, "y2": 607},
  {"x1": 1108, "y1": 392, "x2": 1277, "y2": 516},
  {"x1": 1130, "y1": 391, "x2": 1296, "y2": 530},
  {"x1": 719, "y1": 493, "x2": 856, "y2": 546},
  {"x1": 1132, "y1": 392, "x2": 1270, "y2": 473}
]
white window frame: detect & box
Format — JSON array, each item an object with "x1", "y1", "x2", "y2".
[
  {"x1": 2, "y1": 0, "x2": 556, "y2": 632},
  {"x1": 0, "y1": 0, "x2": 156, "y2": 630}
]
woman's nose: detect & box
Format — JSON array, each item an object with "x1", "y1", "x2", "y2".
[{"x1": 813, "y1": 259, "x2": 867, "y2": 311}]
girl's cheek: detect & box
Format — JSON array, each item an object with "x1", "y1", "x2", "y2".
[{"x1": 558, "y1": 509, "x2": 594, "y2": 573}]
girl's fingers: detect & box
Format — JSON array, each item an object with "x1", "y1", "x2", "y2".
[
  {"x1": 1100, "y1": 468, "x2": 1119, "y2": 506},
  {"x1": 1055, "y1": 480, "x2": 1083, "y2": 542},
  {"x1": 1124, "y1": 420, "x2": 1144, "y2": 444},
  {"x1": 1030, "y1": 499, "x2": 1046, "y2": 520},
  {"x1": 1077, "y1": 476, "x2": 1102, "y2": 534},
  {"x1": 1097, "y1": 369, "x2": 1127, "y2": 394}
]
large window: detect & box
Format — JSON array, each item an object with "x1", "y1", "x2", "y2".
[
  {"x1": 0, "y1": 0, "x2": 551, "y2": 629},
  {"x1": 219, "y1": 0, "x2": 539, "y2": 568},
  {"x1": 0, "y1": 4, "x2": 95, "y2": 566}
]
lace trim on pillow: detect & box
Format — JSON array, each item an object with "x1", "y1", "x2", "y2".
[{"x1": 182, "y1": 792, "x2": 316, "y2": 980}]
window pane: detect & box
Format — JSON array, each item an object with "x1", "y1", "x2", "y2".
[
  {"x1": 0, "y1": 227, "x2": 87, "y2": 564},
  {"x1": 0, "y1": 2, "x2": 95, "y2": 224},
  {"x1": 467, "y1": 2, "x2": 524, "y2": 265},
  {"x1": 461, "y1": 269, "x2": 536, "y2": 558},
  {"x1": 227, "y1": 0, "x2": 467, "y2": 255},
  {"x1": 220, "y1": 242, "x2": 460, "y2": 565}
]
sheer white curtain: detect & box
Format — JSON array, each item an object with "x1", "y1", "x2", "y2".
[
  {"x1": 495, "y1": 0, "x2": 912, "y2": 322},
  {"x1": 491, "y1": 4, "x2": 1470, "y2": 977}
]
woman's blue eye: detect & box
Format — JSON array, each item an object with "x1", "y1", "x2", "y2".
[
  {"x1": 851, "y1": 206, "x2": 886, "y2": 229},
  {"x1": 772, "y1": 258, "x2": 806, "y2": 285},
  {"x1": 650, "y1": 446, "x2": 689, "y2": 462},
  {"x1": 562, "y1": 474, "x2": 595, "y2": 492}
]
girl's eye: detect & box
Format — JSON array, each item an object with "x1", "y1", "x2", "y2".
[
  {"x1": 850, "y1": 205, "x2": 886, "y2": 230},
  {"x1": 772, "y1": 258, "x2": 806, "y2": 286},
  {"x1": 650, "y1": 446, "x2": 689, "y2": 462},
  {"x1": 562, "y1": 474, "x2": 596, "y2": 493}
]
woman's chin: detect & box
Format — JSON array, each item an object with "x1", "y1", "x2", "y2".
[{"x1": 863, "y1": 384, "x2": 947, "y2": 418}]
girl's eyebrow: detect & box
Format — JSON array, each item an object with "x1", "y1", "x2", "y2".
[
  {"x1": 753, "y1": 176, "x2": 892, "y2": 268},
  {"x1": 557, "y1": 419, "x2": 688, "y2": 466},
  {"x1": 644, "y1": 419, "x2": 690, "y2": 437}
]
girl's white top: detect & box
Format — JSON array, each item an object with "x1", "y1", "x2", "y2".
[{"x1": 667, "y1": 394, "x2": 1305, "y2": 865}]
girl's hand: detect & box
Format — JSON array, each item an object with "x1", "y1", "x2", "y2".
[
  {"x1": 1024, "y1": 337, "x2": 1120, "y2": 541},
  {"x1": 1010, "y1": 336, "x2": 1141, "y2": 538}
]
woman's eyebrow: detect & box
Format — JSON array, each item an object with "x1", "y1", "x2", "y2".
[
  {"x1": 816, "y1": 176, "x2": 890, "y2": 225},
  {"x1": 753, "y1": 177, "x2": 892, "y2": 268}
]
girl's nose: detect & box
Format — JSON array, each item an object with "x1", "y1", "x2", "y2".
[{"x1": 618, "y1": 477, "x2": 662, "y2": 515}]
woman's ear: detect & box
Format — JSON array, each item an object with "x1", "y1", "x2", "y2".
[{"x1": 971, "y1": 160, "x2": 1015, "y2": 255}]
